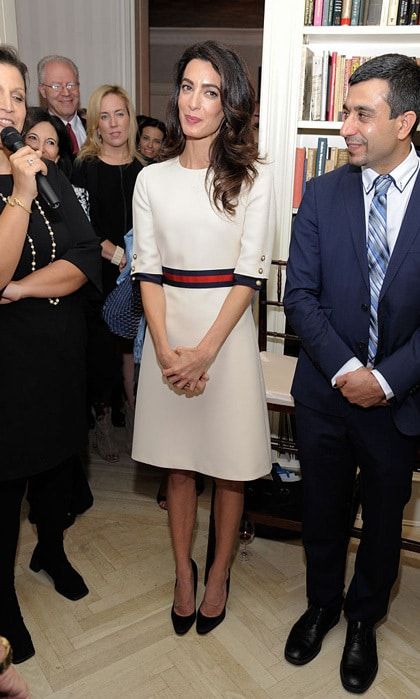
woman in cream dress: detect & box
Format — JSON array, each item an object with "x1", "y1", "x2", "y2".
[{"x1": 132, "y1": 41, "x2": 275, "y2": 635}]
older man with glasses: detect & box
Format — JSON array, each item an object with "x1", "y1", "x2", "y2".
[{"x1": 38, "y1": 54, "x2": 86, "y2": 154}]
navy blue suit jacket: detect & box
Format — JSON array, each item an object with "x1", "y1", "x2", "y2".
[{"x1": 284, "y1": 163, "x2": 420, "y2": 436}]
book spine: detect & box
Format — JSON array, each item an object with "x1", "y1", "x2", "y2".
[
  {"x1": 327, "y1": 51, "x2": 338, "y2": 121},
  {"x1": 387, "y1": 0, "x2": 399, "y2": 23},
  {"x1": 306, "y1": 147, "x2": 317, "y2": 181},
  {"x1": 366, "y1": 0, "x2": 383, "y2": 24},
  {"x1": 328, "y1": 0, "x2": 336, "y2": 22},
  {"x1": 361, "y1": 0, "x2": 370, "y2": 24},
  {"x1": 301, "y1": 48, "x2": 314, "y2": 120},
  {"x1": 310, "y1": 55, "x2": 323, "y2": 121},
  {"x1": 304, "y1": 0, "x2": 315, "y2": 24},
  {"x1": 315, "y1": 137, "x2": 328, "y2": 177},
  {"x1": 320, "y1": 50, "x2": 329, "y2": 120},
  {"x1": 333, "y1": 54, "x2": 345, "y2": 121},
  {"x1": 351, "y1": 0, "x2": 362, "y2": 24},
  {"x1": 398, "y1": 0, "x2": 410, "y2": 23},
  {"x1": 322, "y1": 0, "x2": 332, "y2": 23},
  {"x1": 341, "y1": 0, "x2": 353, "y2": 24},
  {"x1": 343, "y1": 57, "x2": 353, "y2": 104},
  {"x1": 292, "y1": 147, "x2": 306, "y2": 208},
  {"x1": 410, "y1": 0, "x2": 420, "y2": 23},
  {"x1": 313, "y1": 0, "x2": 324, "y2": 25},
  {"x1": 332, "y1": 0, "x2": 343, "y2": 24},
  {"x1": 380, "y1": 0, "x2": 390, "y2": 24}
]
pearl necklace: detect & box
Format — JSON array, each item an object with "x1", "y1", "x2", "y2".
[{"x1": 0, "y1": 193, "x2": 59, "y2": 305}]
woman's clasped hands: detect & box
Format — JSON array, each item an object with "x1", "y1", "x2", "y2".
[{"x1": 162, "y1": 345, "x2": 211, "y2": 396}]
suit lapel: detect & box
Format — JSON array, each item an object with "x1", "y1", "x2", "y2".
[
  {"x1": 342, "y1": 167, "x2": 369, "y2": 290},
  {"x1": 380, "y1": 171, "x2": 420, "y2": 300}
]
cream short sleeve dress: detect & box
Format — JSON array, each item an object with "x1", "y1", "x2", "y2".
[{"x1": 131, "y1": 157, "x2": 275, "y2": 481}]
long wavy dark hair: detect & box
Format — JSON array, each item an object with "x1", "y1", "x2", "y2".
[{"x1": 163, "y1": 41, "x2": 259, "y2": 215}]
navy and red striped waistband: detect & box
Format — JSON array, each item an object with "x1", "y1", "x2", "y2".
[{"x1": 162, "y1": 267, "x2": 235, "y2": 288}]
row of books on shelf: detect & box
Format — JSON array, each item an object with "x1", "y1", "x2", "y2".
[
  {"x1": 305, "y1": 0, "x2": 420, "y2": 26},
  {"x1": 300, "y1": 49, "x2": 420, "y2": 121},
  {"x1": 293, "y1": 139, "x2": 349, "y2": 208}
]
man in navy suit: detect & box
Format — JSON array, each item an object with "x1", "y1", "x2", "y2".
[{"x1": 284, "y1": 54, "x2": 420, "y2": 694}]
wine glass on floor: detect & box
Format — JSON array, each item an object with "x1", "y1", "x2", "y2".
[{"x1": 239, "y1": 518, "x2": 255, "y2": 561}]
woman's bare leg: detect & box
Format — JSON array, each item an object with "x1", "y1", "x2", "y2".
[
  {"x1": 200, "y1": 478, "x2": 243, "y2": 616},
  {"x1": 167, "y1": 469, "x2": 197, "y2": 615}
]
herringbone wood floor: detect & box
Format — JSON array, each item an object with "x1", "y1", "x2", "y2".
[{"x1": 15, "y1": 432, "x2": 420, "y2": 698}]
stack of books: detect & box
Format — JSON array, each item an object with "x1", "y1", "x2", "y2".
[
  {"x1": 293, "y1": 139, "x2": 349, "y2": 208},
  {"x1": 299, "y1": 50, "x2": 371, "y2": 122},
  {"x1": 305, "y1": 0, "x2": 420, "y2": 26},
  {"x1": 299, "y1": 50, "x2": 420, "y2": 121}
]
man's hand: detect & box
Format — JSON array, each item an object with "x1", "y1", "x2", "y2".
[{"x1": 336, "y1": 367, "x2": 387, "y2": 408}]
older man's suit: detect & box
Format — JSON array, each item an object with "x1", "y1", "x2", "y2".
[{"x1": 284, "y1": 163, "x2": 419, "y2": 623}]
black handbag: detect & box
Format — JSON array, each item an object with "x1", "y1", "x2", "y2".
[{"x1": 102, "y1": 275, "x2": 143, "y2": 339}]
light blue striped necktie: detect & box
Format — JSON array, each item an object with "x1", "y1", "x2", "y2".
[{"x1": 367, "y1": 174, "x2": 393, "y2": 365}]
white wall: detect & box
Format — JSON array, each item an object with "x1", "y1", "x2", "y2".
[{"x1": 14, "y1": 0, "x2": 135, "y2": 109}]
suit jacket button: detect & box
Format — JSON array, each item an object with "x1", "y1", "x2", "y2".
[{"x1": 361, "y1": 303, "x2": 369, "y2": 312}]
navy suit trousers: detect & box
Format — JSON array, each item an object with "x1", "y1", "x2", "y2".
[{"x1": 295, "y1": 401, "x2": 416, "y2": 623}]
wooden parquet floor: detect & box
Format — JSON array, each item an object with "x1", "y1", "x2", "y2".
[{"x1": 15, "y1": 432, "x2": 420, "y2": 698}]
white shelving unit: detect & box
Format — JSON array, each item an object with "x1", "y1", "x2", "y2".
[
  {"x1": 259, "y1": 0, "x2": 420, "y2": 532},
  {"x1": 260, "y1": 0, "x2": 420, "y2": 258}
]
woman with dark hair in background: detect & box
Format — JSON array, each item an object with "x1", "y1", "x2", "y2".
[
  {"x1": 72, "y1": 84, "x2": 142, "y2": 462},
  {"x1": 23, "y1": 106, "x2": 73, "y2": 176},
  {"x1": 0, "y1": 45, "x2": 101, "y2": 662},
  {"x1": 132, "y1": 40, "x2": 275, "y2": 635},
  {"x1": 136, "y1": 115, "x2": 166, "y2": 166}
]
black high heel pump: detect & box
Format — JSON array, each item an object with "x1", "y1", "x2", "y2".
[
  {"x1": 196, "y1": 570, "x2": 230, "y2": 635},
  {"x1": 171, "y1": 559, "x2": 198, "y2": 635}
]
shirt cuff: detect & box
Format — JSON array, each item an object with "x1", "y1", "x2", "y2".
[
  {"x1": 233, "y1": 273, "x2": 261, "y2": 290},
  {"x1": 331, "y1": 357, "x2": 363, "y2": 387},
  {"x1": 371, "y1": 370, "x2": 394, "y2": 400},
  {"x1": 132, "y1": 272, "x2": 162, "y2": 285}
]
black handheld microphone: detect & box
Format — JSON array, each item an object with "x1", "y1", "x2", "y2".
[{"x1": 1, "y1": 126, "x2": 60, "y2": 209}]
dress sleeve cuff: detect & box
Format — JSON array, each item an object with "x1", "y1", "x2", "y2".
[
  {"x1": 132, "y1": 272, "x2": 163, "y2": 285},
  {"x1": 233, "y1": 274, "x2": 261, "y2": 290}
]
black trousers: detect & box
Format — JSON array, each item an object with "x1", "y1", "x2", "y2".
[
  {"x1": 0, "y1": 458, "x2": 74, "y2": 596},
  {"x1": 295, "y1": 401, "x2": 416, "y2": 623}
]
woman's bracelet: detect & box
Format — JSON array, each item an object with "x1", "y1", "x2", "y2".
[
  {"x1": 6, "y1": 196, "x2": 31, "y2": 214},
  {"x1": 111, "y1": 245, "x2": 124, "y2": 266}
]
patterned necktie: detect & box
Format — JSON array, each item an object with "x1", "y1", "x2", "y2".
[
  {"x1": 66, "y1": 122, "x2": 79, "y2": 154},
  {"x1": 367, "y1": 174, "x2": 393, "y2": 365}
]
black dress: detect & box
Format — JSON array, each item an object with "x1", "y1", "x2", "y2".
[
  {"x1": 72, "y1": 157, "x2": 143, "y2": 295},
  {"x1": 0, "y1": 164, "x2": 101, "y2": 481}
]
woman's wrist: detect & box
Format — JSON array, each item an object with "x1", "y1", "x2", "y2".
[
  {"x1": 10, "y1": 190, "x2": 34, "y2": 211},
  {"x1": 111, "y1": 245, "x2": 124, "y2": 266}
]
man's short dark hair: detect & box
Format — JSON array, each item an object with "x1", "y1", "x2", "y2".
[{"x1": 349, "y1": 53, "x2": 420, "y2": 135}]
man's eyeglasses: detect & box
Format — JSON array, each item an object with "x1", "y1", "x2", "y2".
[{"x1": 42, "y1": 82, "x2": 79, "y2": 92}]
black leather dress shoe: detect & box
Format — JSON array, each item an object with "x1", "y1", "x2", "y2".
[
  {"x1": 29, "y1": 545, "x2": 89, "y2": 601},
  {"x1": 284, "y1": 605, "x2": 341, "y2": 665},
  {"x1": 340, "y1": 620, "x2": 378, "y2": 694}
]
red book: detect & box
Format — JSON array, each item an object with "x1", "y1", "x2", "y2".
[
  {"x1": 293, "y1": 147, "x2": 306, "y2": 208},
  {"x1": 327, "y1": 51, "x2": 337, "y2": 121}
]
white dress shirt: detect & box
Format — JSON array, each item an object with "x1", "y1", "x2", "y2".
[{"x1": 333, "y1": 143, "x2": 420, "y2": 399}]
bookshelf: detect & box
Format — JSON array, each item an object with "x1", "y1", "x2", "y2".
[
  {"x1": 258, "y1": 0, "x2": 420, "y2": 532},
  {"x1": 259, "y1": 0, "x2": 420, "y2": 258}
]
